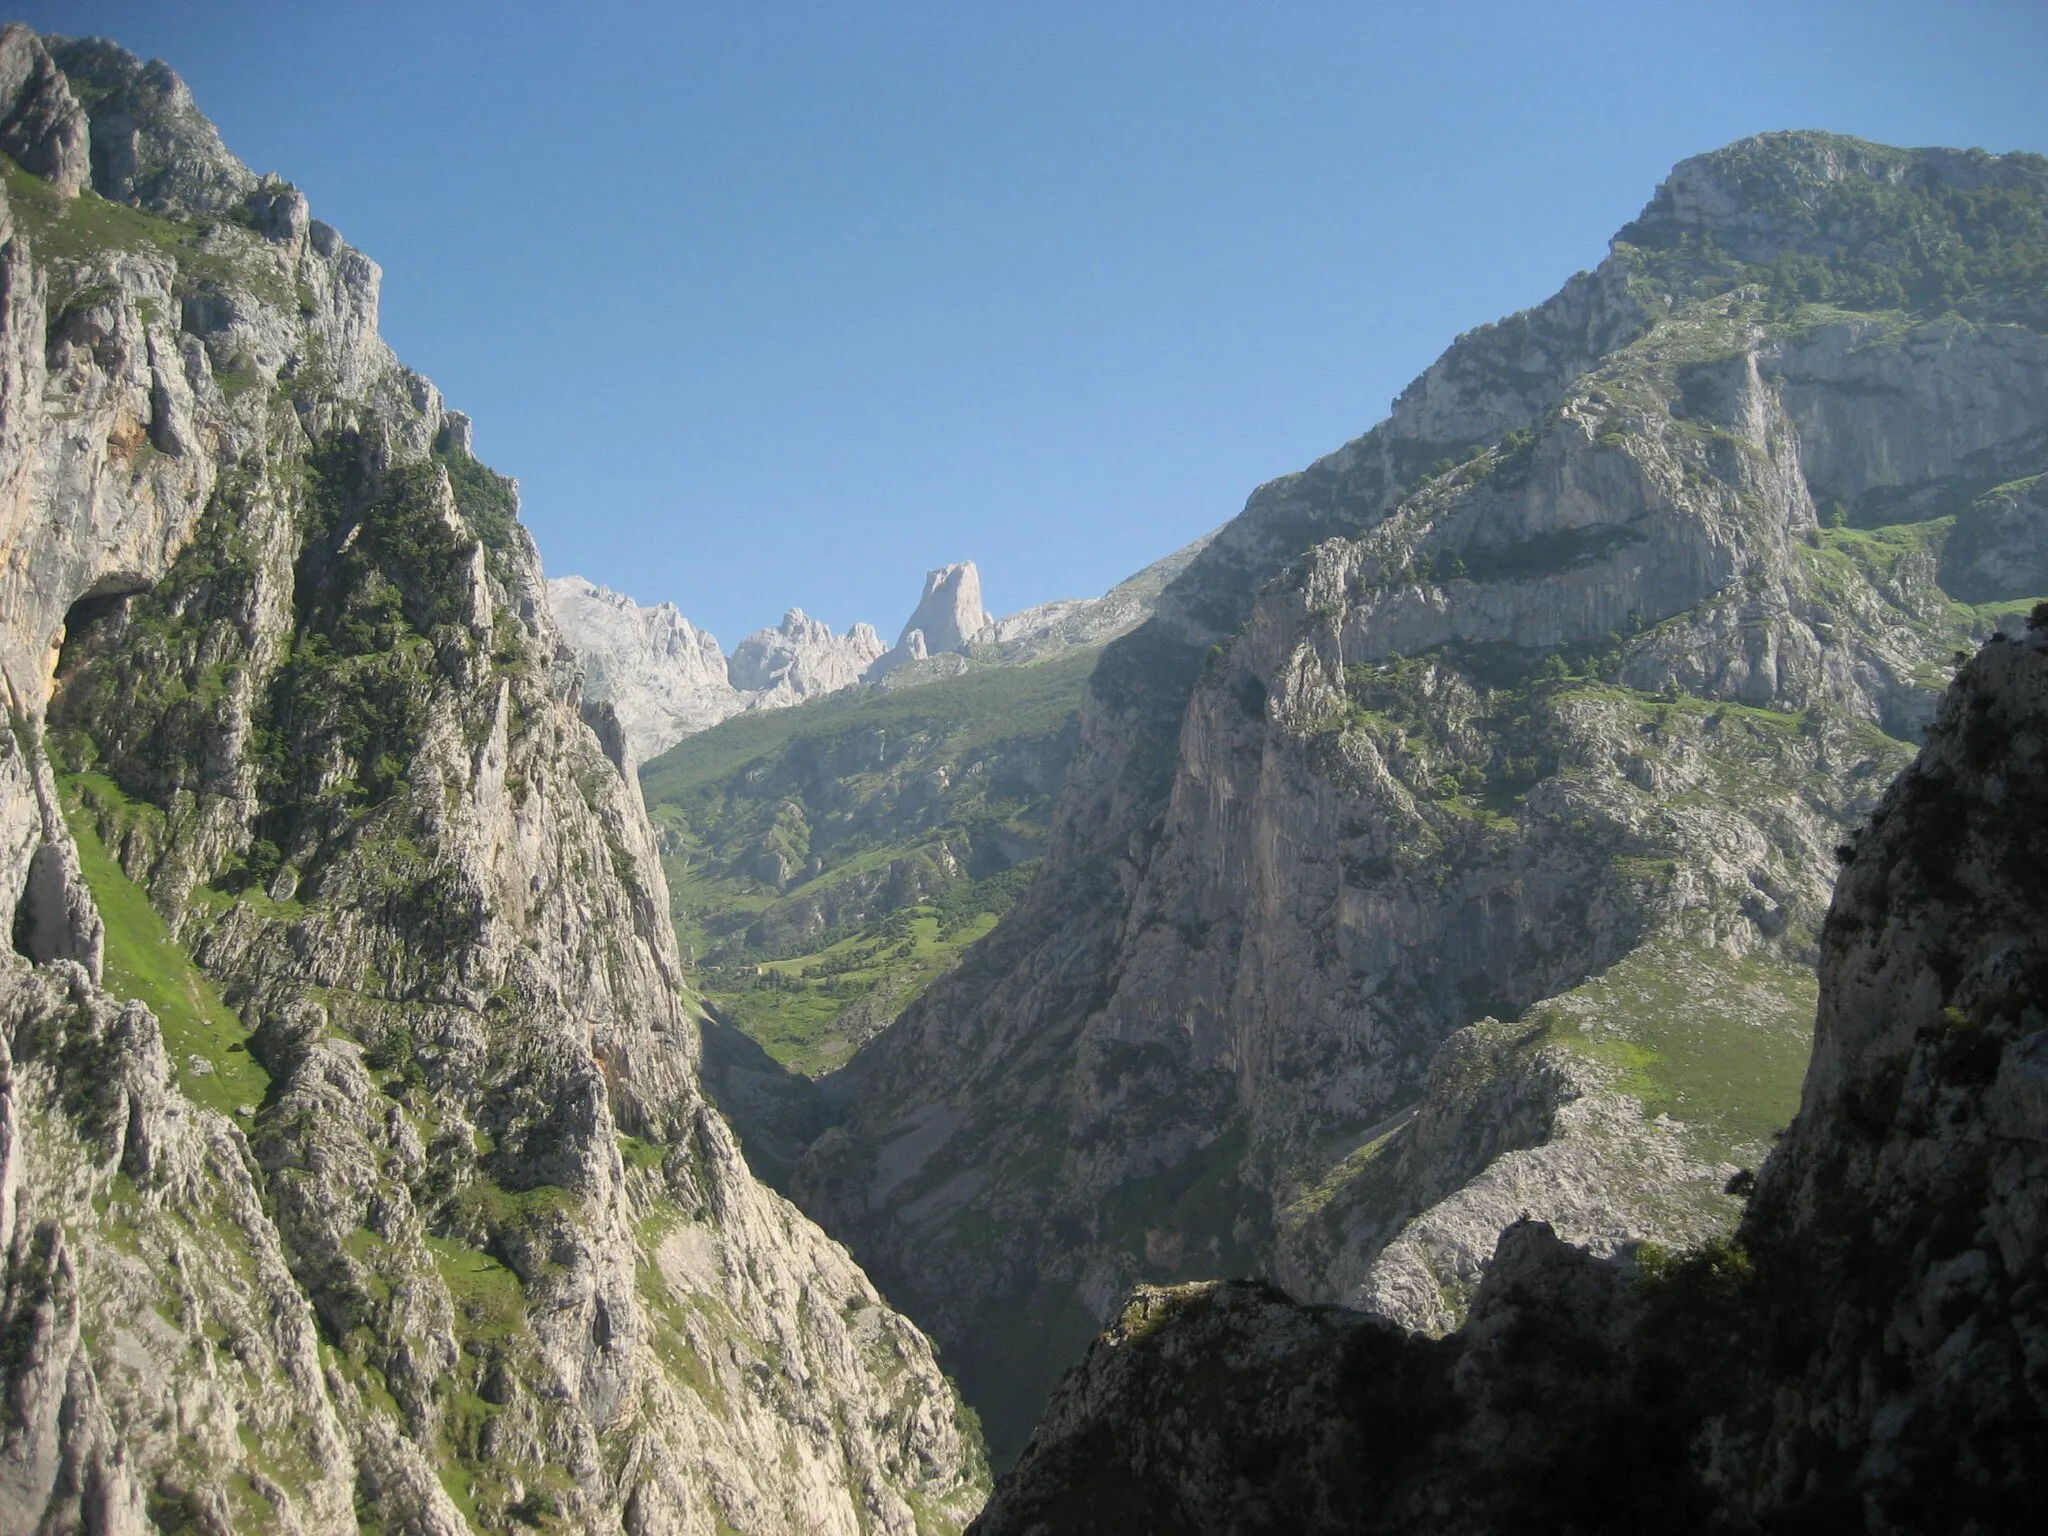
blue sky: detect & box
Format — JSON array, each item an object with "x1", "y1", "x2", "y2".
[{"x1": 17, "y1": 2, "x2": 2048, "y2": 644}]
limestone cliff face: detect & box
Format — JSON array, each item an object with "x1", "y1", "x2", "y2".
[
  {"x1": 1725, "y1": 621, "x2": 2048, "y2": 1525},
  {"x1": 0, "y1": 29, "x2": 984, "y2": 1535},
  {"x1": 0, "y1": 27, "x2": 86, "y2": 195},
  {"x1": 728, "y1": 608, "x2": 887, "y2": 703},
  {"x1": 794, "y1": 132, "x2": 2048, "y2": 1454},
  {"x1": 896, "y1": 564, "x2": 990, "y2": 656},
  {"x1": 968, "y1": 621, "x2": 2048, "y2": 1535},
  {"x1": 544, "y1": 577, "x2": 739, "y2": 762}
]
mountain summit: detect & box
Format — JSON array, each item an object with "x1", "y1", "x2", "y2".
[
  {"x1": 787, "y1": 130, "x2": 2048, "y2": 1458},
  {"x1": 897, "y1": 561, "x2": 993, "y2": 654},
  {"x1": 551, "y1": 538, "x2": 1216, "y2": 762}
]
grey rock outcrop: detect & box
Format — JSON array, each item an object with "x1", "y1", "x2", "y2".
[
  {"x1": 863, "y1": 563, "x2": 991, "y2": 683},
  {"x1": 729, "y1": 607, "x2": 887, "y2": 701},
  {"x1": 0, "y1": 31, "x2": 986, "y2": 1534},
  {"x1": 0, "y1": 26, "x2": 87, "y2": 194},
  {"x1": 546, "y1": 575, "x2": 743, "y2": 761},
  {"x1": 45, "y1": 33, "x2": 258, "y2": 216},
  {"x1": 970, "y1": 621, "x2": 2048, "y2": 1535},
  {"x1": 1726, "y1": 619, "x2": 2048, "y2": 1525},
  {"x1": 898, "y1": 563, "x2": 991, "y2": 655},
  {"x1": 546, "y1": 578, "x2": 890, "y2": 764},
  {"x1": 793, "y1": 132, "x2": 2048, "y2": 1459}
]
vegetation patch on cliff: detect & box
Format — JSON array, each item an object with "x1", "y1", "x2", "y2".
[
  {"x1": 642, "y1": 652, "x2": 1091, "y2": 1074},
  {"x1": 1536, "y1": 939, "x2": 1817, "y2": 1164},
  {"x1": 57, "y1": 773, "x2": 270, "y2": 1118}
]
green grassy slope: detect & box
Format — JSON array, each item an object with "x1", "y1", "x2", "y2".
[
  {"x1": 1539, "y1": 939, "x2": 1818, "y2": 1166},
  {"x1": 56, "y1": 773, "x2": 270, "y2": 1118},
  {"x1": 641, "y1": 652, "x2": 1095, "y2": 1075},
  {"x1": 642, "y1": 647, "x2": 1097, "y2": 802}
]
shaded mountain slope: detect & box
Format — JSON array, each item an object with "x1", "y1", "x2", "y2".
[
  {"x1": 970, "y1": 616, "x2": 2048, "y2": 1536},
  {"x1": 792, "y1": 131, "x2": 2048, "y2": 1458}
]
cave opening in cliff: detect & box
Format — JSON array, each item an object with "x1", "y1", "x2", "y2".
[
  {"x1": 9, "y1": 861, "x2": 36, "y2": 961},
  {"x1": 50, "y1": 575, "x2": 151, "y2": 705}
]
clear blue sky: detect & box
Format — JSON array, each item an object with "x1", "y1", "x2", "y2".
[{"x1": 16, "y1": 2, "x2": 2048, "y2": 644}]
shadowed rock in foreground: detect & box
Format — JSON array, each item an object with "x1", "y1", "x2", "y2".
[{"x1": 972, "y1": 621, "x2": 2048, "y2": 1535}]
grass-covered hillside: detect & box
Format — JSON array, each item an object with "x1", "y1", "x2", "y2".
[{"x1": 641, "y1": 649, "x2": 1096, "y2": 1074}]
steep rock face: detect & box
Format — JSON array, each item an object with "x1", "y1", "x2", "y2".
[
  {"x1": 896, "y1": 563, "x2": 990, "y2": 656},
  {"x1": 969, "y1": 622, "x2": 2048, "y2": 1535},
  {"x1": 796, "y1": 132, "x2": 2048, "y2": 1456},
  {"x1": 0, "y1": 34, "x2": 985, "y2": 1535},
  {"x1": 0, "y1": 27, "x2": 87, "y2": 195},
  {"x1": 866, "y1": 561, "x2": 994, "y2": 683},
  {"x1": 1729, "y1": 620, "x2": 2048, "y2": 1525},
  {"x1": 46, "y1": 33, "x2": 256, "y2": 217},
  {"x1": 545, "y1": 576, "x2": 741, "y2": 761}
]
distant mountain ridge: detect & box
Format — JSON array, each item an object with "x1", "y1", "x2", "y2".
[{"x1": 550, "y1": 533, "x2": 1216, "y2": 762}]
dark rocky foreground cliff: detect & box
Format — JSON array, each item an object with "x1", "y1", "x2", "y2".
[
  {"x1": 792, "y1": 130, "x2": 2048, "y2": 1457},
  {"x1": 970, "y1": 618, "x2": 2048, "y2": 1534},
  {"x1": 0, "y1": 26, "x2": 986, "y2": 1534}
]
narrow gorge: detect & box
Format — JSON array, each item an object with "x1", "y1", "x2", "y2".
[
  {"x1": 786, "y1": 132, "x2": 2048, "y2": 1457},
  {"x1": 0, "y1": 17, "x2": 2043, "y2": 1536}
]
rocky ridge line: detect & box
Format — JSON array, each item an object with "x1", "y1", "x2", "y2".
[{"x1": 552, "y1": 535, "x2": 1217, "y2": 765}]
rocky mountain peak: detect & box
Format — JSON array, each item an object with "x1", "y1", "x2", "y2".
[
  {"x1": 728, "y1": 606, "x2": 887, "y2": 697},
  {"x1": 0, "y1": 25, "x2": 88, "y2": 194},
  {"x1": 858, "y1": 560, "x2": 995, "y2": 682},
  {"x1": 45, "y1": 32, "x2": 258, "y2": 216},
  {"x1": 1622, "y1": 130, "x2": 2048, "y2": 272},
  {"x1": 899, "y1": 561, "x2": 993, "y2": 653}
]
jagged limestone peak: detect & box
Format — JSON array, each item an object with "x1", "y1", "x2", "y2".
[
  {"x1": 728, "y1": 606, "x2": 888, "y2": 695},
  {"x1": 898, "y1": 561, "x2": 993, "y2": 653},
  {"x1": 44, "y1": 31, "x2": 259, "y2": 216}
]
